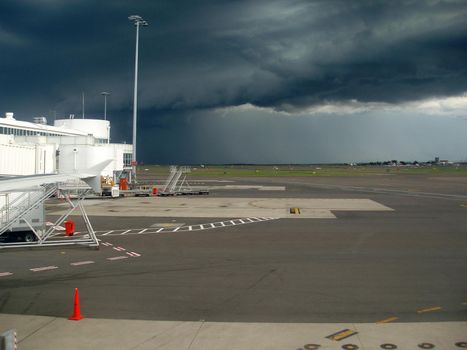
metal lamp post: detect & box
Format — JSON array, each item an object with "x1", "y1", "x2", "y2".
[
  {"x1": 128, "y1": 15, "x2": 148, "y2": 181},
  {"x1": 100, "y1": 91, "x2": 110, "y2": 120}
]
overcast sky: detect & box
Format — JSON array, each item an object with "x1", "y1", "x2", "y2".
[{"x1": 1, "y1": 0, "x2": 466, "y2": 163}]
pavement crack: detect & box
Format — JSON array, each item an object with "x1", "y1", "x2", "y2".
[
  {"x1": 187, "y1": 320, "x2": 205, "y2": 350},
  {"x1": 17, "y1": 317, "x2": 57, "y2": 344}
]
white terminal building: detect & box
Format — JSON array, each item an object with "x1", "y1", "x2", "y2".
[{"x1": 0, "y1": 111, "x2": 133, "y2": 189}]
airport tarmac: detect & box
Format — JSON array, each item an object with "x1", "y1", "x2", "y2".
[{"x1": 1, "y1": 174, "x2": 466, "y2": 349}]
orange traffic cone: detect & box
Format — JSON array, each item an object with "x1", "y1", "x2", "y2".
[{"x1": 69, "y1": 288, "x2": 84, "y2": 321}]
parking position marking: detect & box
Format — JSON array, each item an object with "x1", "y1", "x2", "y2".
[
  {"x1": 107, "y1": 256, "x2": 128, "y2": 261},
  {"x1": 326, "y1": 329, "x2": 358, "y2": 341},
  {"x1": 70, "y1": 261, "x2": 95, "y2": 266},
  {"x1": 417, "y1": 306, "x2": 442, "y2": 314},
  {"x1": 0, "y1": 272, "x2": 13, "y2": 277},
  {"x1": 30, "y1": 266, "x2": 58, "y2": 272},
  {"x1": 376, "y1": 316, "x2": 398, "y2": 324}
]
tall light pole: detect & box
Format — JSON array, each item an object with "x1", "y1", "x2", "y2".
[
  {"x1": 128, "y1": 15, "x2": 148, "y2": 181},
  {"x1": 101, "y1": 91, "x2": 110, "y2": 120}
]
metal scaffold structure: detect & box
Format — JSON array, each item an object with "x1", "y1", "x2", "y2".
[
  {"x1": 0, "y1": 184, "x2": 99, "y2": 249},
  {"x1": 159, "y1": 166, "x2": 208, "y2": 196}
]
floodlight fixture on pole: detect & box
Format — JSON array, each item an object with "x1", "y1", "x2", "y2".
[
  {"x1": 100, "y1": 92, "x2": 110, "y2": 120},
  {"x1": 128, "y1": 15, "x2": 148, "y2": 181}
]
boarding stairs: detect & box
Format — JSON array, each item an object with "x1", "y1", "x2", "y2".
[
  {"x1": 0, "y1": 184, "x2": 99, "y2": 249},
  {"x1": 0, "y1": 184, "x2": 57, "y2": 236},
  {"x1": 159, "y1": 166, "x2": 207, "y2": 196}
]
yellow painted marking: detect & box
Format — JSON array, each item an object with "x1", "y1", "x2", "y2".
[
  {"x1": 417, "y1": 306, "x2": 442, "y2": 314},
  {"x1": 327, "y1": 329, "x2": 357, "y2": 341},
  {"x1": 461, "y1": 204, "x2": 467, "y2": 208},
  {"x1": 376, "y1": 316, "x2": 398, "y2": 324}
]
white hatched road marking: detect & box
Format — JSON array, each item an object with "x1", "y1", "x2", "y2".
[
  {"x1": 107, "y1": 256, "x2": 128, "y2": 261},
  {"x1": 70, "y1": 261, "x2": 95, "y2": 266},
  {"x1": 91, "y1": 217, "x2": 277, "y2": 237},
  {"x1": 30, "y1": 266, "x2": 58, "y2": 272},
  {"x1": 0, "y1": 272, "x2": 13, "y2": 277},
  {"x1": 126, "y1": 251, "x2": 141, "y2": 257}
]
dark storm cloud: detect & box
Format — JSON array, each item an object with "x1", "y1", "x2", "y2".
[
  {"x1": 1, "y1": 0, "x2": 467, "y2": 163},
  {"x1": 1, "y1": 0, "x2": 466, "y2": 114}
]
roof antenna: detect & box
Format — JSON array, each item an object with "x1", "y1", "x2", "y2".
[{"x1": 81, "y1": 92, "x2": 85, "y2": 119}]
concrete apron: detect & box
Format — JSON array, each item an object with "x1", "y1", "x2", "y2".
[{"x1": 0, "y1": 314, "x2": 465, "y2": 350}]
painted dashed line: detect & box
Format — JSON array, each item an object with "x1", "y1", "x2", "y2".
[
  {"x1": 83, "y1": 217, "x2": 277, "y2": 237},
  {"x1": 0, "y1": 272, "x2": 13, "y2": 277},
  {"x1": 101, "y1": 242, "x2": 113, "y2": 247},
  {"x1": 126, "y1": 252, "x2": 141, "y2": 257},
  {"x1": 113, "y1": 246, "x2": 126, "y2": 252},
  {"x1": 30, "y1": 266, "x2": 58, "y2": 272},
  {"x1": 107, "y1": 256, "x2": 128, "y2": 261},
  {"x1": 417, "y1": 306, "x2": 442, "y2": 314},
  {"x1": 70, "y1": 261, "x2": 95, "y2": 266},
  {"x1": 376, "y1": 316, "x2": 398, "y2": 324}
]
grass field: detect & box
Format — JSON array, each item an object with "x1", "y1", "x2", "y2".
[{"x1": 137, "y1": 164, "x2": 467, "y2": 177}]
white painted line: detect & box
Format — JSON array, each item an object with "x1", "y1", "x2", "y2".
[
  {"x1": 113, "y1": 246, "x2": 126, "y2": 252},
  {"x1": 102, "y1": 230, "x2": 114, "y2": 236},
  {"x1": 156, "y1": 228, "x2": 164, "y2": 233},
  {"x1": 70, "y1": 261, "x2": 95, "y2": 266},
  {"x1": 107, "y1": 256, "x2": 128, "y2": 261},
  {"x1": 220, "y1": 221, "x2": 226, "y2": 227},
  {"x1": 251, "y1": 217, "x2": 260, "y2": 221},
  {"x1": 244, "y1": 218, "x2": 254, "y2": 223},
  {"x1": 138, "y1": 228, "x2": 148, "y2": 234},
  {"x1": 173, "y1": 226, "x2": 180, "y2": 232},
  {"x1": 200, "y1": 224, "x2": 204, "y2": 230},
  {"x1": 120, "y1": 229, "x2": 131, "y2": 235},
  {"x1": 188, "y1": 226, "x2": 192, "y2": 231},
  {"x1": 126, "y1": 252, "x2": 141, "y2": 257},
  {"x1": 53, "y1": 225, "x2": 65, "y2": 231},
  {"x1": 30, "y1": 266, "x2": 58, "y2": 272},
  {"x1": 101, "y1": 242, "x2": 113, "y2": 247},
  {"x1": 0, "y1": 272, "x2": 13, "y2": 277},
  {"x1": 230, "y1": 220, "x2": 236, "y2": 225},
  {"x1": 239, "y1": 219, "x2": 245, "y2": 224},
  {"x1": 210, "y1": 223, "x2": 216, "y2": 228}
]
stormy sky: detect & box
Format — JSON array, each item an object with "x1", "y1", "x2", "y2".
[{"x1": 1, "y1": 0, "x2": 467, "y2": 163}]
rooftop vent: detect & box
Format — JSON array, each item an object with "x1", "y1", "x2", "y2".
[
  {"x1": 4, "y1": 112, "x2": 14, "y2": 120},
  {"x1": 33, "y1": 116, "x2": 47, "y2": 125}
]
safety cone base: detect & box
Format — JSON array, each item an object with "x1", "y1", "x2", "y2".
[{"x1": 68, "y1": 314, "x2": 84, "y2": 321}]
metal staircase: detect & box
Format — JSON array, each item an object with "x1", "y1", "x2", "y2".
[{"x1": 0, "y1": 184, "x2": 56, "y2": 236}]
